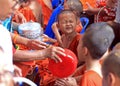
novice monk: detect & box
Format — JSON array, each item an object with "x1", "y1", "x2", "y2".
[
  {"x1": 55, "y1": 9, "x2": 83, "y2": 66},
  {"x1": 102, "y1": 50, "x2": 120, "y2": 86},
  {"x1": 78, "y1": 22, "x2": 114, "y2": 86},
  {"x1": 52, "y1": 0, "x2": 83, "y2": 48}
]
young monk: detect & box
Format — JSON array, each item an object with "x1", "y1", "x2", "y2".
[
  {"x1": 52, "y1": 0, "x2": 83, "y2": 47},
  {"x1": 54, "y1": 22, "x2": 115, "y2": 86},
  {"x1": 55, "y1": 9, "x2": 84, "y2": 66},
  {"x1": 102, "y1": 50, "x2": 120, "y2": 86},
  {"x1": 78, "y1": 22, "x2": 114, "y2": 86}
]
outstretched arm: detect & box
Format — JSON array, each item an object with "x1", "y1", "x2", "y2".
[{"x1": 13, "y1": 46, "x2": 66, "y2": 63}]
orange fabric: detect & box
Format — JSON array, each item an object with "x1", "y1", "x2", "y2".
[
  {"x1": 68, "y1": 34, "x2": 81, "y2": 57},
  {"x1": 14, "y1": 62, "x2": 32, "y2": 77},
  {"x1": 13, "y1": 32, "x2": 35, "y2": 77},
  {"x1": 73, "y1": 65, "x2": 86, "y2": 77},
  {"x1": 35, "y1": 59, "x2": 56, "y2": 85},
  {"x1": 80, "y1": 0, "x2": 96, "y2": 9},
  {"x1": 18, "y1": 6, "x2": 36, "y2": 22},
  {"x1": 13, "y1": 6, "x2": 36, "y2": 23},
  {"x1": 80, "y1": 70, "x2": 102, "y2": 86},
  {"x1": 38, "y1": 0, "x2": 52, "y2": 27}
]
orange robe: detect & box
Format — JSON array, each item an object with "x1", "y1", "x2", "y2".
[
  {"x1": 80, "y1": 70, "x2": 102, "y2": 86},
  {"x1": 18, "y1": 6, "x2": 37, "y2": 22},
  {"x1": 13, "y1": 6, "x2": 36, "y2": 23},
  {"x1": 80, "y1": 0, "x2": 96, "y2": 9},
  {"x1": 38, "y1": 0, "x2": 52, "y2": 27},
  {"x1": 68, "y1": 34, "x2": 81, "y2": 57}
]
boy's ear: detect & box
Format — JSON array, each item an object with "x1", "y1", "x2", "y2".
[{"x1": 107, "y1": 73, "x2": 116, "y2": 86}]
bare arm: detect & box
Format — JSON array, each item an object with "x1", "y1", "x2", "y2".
[
  {"x1": 52, "y1": 22, "x2": 63, "y2": 47},
  {"x1": 10, "y1": 33, "x2": 48, "y2": 49},
  {"x1": 13, "y1": 46, "x2": 66, "y2": 63}
]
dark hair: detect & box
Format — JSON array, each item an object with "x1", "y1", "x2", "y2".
[
  {"x1": 82, "y1": 22, "x2": 115, "y2": 59},
  {"x1": 65, "y1": 0, "x2": 83, "y2": 18},
  {"x1": 102, "y1": 50, "x2": 120, "y2": 78},
  {"x1": 57, "y1": 9, "x2": 77, "y2": 22}
]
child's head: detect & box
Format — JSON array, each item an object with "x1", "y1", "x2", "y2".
[
  {"x1": 78, "y1": 22, "x2": 114, "y2": 60},
  {"x1": 57, "y1": 9, "x2": 78, "y2": 34},
  {"x1": 64, "y1": 0, "x2": 83, "y2": 18},
  {"x1": 102, "y1": 50, "x2": 120, "y2": 86}
]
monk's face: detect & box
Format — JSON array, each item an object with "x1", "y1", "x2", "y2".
[{"x1": 58, "y1": 12, "x2": 77, "y2": 34}]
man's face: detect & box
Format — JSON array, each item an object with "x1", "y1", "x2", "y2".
[{"x1": 0, "y1": 0, "x2": 18, "y2": 20}]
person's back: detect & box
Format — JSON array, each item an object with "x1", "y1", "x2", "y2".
[{"x1": 77, "y1": 22, "x2": 115, "y2": 86}]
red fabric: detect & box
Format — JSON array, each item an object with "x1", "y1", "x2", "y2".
[
  {"x1": 97, "y1": 6, "x2": 116, "y2": 22},
  {"x1": 68, "y1": 34, "x2": 81, "y2": 57},
  {"x1": 80, "y1": 70, "x2": 102, "y2": 86}
]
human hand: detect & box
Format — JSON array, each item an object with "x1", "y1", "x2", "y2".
[
  {"x1": 52, "y1": 22, "x2": 58, "y2": 30},
  {"x1": 54, "y1": 77, "x2": 78, "y2": 86},
  {"x1": 13, "y1": 65, "x2": 22, "y2": 77},
  {"x1": 45, "y1": 46, "x2": 66, "y2": 63},
  {"x1": 14, "y1": 11, "x2": 27, "y2": 23},
  {"x1": 26, "y1": 39, "x2": 49, "y2": 50}
]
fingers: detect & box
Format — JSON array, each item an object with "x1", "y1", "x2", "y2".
[
  {"x1": 55, "y1": 79, "x2": 67, "y2": 86},
  {"x1": 31, "y1": 40, "x2": 49, "y2": 49},
  {"x1": 51, "y1": 54, "x2": 62, "y2": 63},
  {"x1": 13, "y1": 65, "x2": 22, "y2": 77},
  {"x1": 53, "y1": 47, "x2": 66, "y2": 62},
  {"x1": 48, "y1": 46, "x2": 66, "y2": 63}
]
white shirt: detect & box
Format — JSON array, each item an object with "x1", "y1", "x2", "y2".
[{"x1": 0, "y1": 24, "x2": 14, "y2": 72}]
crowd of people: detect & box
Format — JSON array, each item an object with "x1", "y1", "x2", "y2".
[{"x1": 0, "y1": 0, "x2": 120, "y2": 86}]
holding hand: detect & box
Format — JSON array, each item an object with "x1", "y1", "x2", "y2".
[{"x1": 54, "y1": 77, "x2": 78, "y2": 86}]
